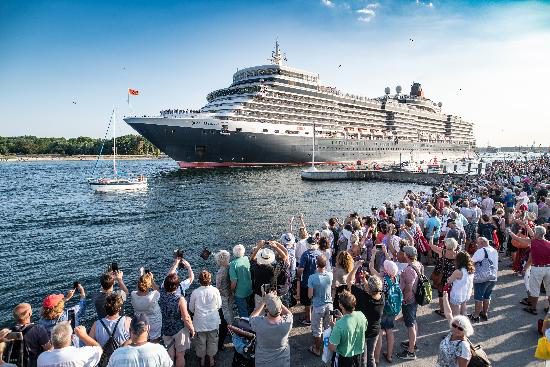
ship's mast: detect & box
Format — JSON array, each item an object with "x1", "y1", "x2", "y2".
[{"x1": 268, "y1": 40, "x2": 286, "y2": 66}]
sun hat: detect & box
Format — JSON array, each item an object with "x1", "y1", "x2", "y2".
[
  {"x1": 43, "y1": 294, "x2": 64, "y2": 308},
  {"x1": 265, "y1": 294, "x2": 282, "y2": 316},
  {"x1": 279, "y1": 232, "x2": 296, "y2": 246},
  {"x1": 306, "y1": 236, "x2": 318, "y2": 249},
  {"x1": 256, "y1": 248, "x2": 276, "y2": 265},
  {"x1": 367, "y1": 275, "x2": 383, "y2": 293}
]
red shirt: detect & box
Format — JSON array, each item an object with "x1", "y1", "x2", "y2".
[{"x1": 531, "y1": 238, "x2": 550, "y2": 266}]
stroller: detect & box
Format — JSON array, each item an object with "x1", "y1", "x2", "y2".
[{"x1": 228, "y1": 317, "x2": 255, "y2": 367}]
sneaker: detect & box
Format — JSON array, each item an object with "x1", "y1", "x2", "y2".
[
  {"x1": 396, "y1": 350, "x2": 416, "y2": 360},
  {"x1": 301, "y1": 319, "x2": 311, "y2": 326},
  {"x1": 468, "y1": 314, "x2": 480, "y2": 323},
  {"x1": 479, "y1": 312, "x2": 489, "y2": 321},
  {"x1": 400, "y1": 341, "x2": 418, "y2": 351}
]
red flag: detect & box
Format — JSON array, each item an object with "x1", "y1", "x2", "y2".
[{"x1": 128, "y1": 88, "x2": 139, "y2": 96}]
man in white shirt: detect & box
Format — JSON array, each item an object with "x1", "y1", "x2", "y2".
[
  {"x1": 480, "y1": 192, "x2": 495, "y2": 217},
  {"x1": 107, "y1": 314, "x2": 172, "y2": 367},
  {"x1": 38, "y1": 322, "x2": 102, "y2": 367},
  {"x1": 469, "y1": 237, "x2": 499, "y2": 323}
]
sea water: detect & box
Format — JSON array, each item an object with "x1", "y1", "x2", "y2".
[{"x1": 0, "y1": 159, "x2": 429, "y2": 326}]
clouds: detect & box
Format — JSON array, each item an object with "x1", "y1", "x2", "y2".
[
  {"x1": 357, "y1": 7, "x2": 376, "y2": 22},
  {"x1": 416, "y1": 0, "x2": 434, "y2": 8},
  {"x1": 320, "y1": 0, "x2": 335, "y2": 8}
]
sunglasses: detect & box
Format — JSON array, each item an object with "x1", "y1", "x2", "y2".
[{"x1": 452, "y1": 323, "x2": 464, "y2": 332}]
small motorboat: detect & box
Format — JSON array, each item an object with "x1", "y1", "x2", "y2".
[{"x1": 89, "y1": 176, "x2": 147, "y2": 193}]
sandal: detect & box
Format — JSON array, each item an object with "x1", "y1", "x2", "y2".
[
  {"x1": 434, "y1": 309, "x2": 445, "y2": 318},
  {"x1": 523, "y1": 307, "x2": 538, "y2": 315},
  {"x1": 308, "y1": 346, "x2": 321, "y2": 357},
  {"x1": 383, "y1": 352, "x2": 393, "y2": 363},
  {"x1": 520, "y1": 298, "x2": 530, "y2": 306},
  {"x1": 301, "y1": 319, "x2": 311, "y2": 326}
]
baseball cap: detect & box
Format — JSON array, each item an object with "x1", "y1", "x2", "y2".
[
  {"x1": 130, "y1": 314, "x2": 150, "y2": 334},
  {"x1": 403, "y1": 246, "x2": 418, "y2": 259},
  {"x1": 43, "y1": 294, "x2": 64, "y2": 309},
  {"x1": 265, "y1": 294, "x2": 282, "y2": 316}
]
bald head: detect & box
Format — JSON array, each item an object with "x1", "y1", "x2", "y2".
[{"x1": 13, "y1": 303, "x2": 32, "y2": 324}]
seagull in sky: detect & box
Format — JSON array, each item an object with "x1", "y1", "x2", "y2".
[
  {"x1": 338, "y1": 64, "x2": 342, "y2": 68},
  {"x1": 72, "y1": 101, "x2": 77, "y2": 104}
]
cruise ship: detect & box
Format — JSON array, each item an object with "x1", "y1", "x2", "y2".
[{"x1": 124, "y1": 42, "x2": 476, "y2": 168}]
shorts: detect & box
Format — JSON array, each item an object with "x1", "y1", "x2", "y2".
[
  {"x1": 300, "y1": 287, "x2": 312, "y2": 306},
  {"x1": 529, "y1": 267, "x2": 550, "y2": 297},
  {"x1": 194, "y1": 329, "x2": 219, "y2": 357},
  {"x1": 473, "y1": 281, "x2": 496, "y2": 301},
  {"x1": 380, "y1": 314, "x2": 395, "y2": 330},
  {"x1": 402, "y1": 303, "x2": 418, "y2": 328},
  {"x1": 163, "y1": 328, "x2": 191, "y2": 353},
  {"x1": 311, "y1": 303, "x2": 332, "y2": 337},
  {"x1": 333, "y1": 353, "x2": 361, "y2": 367}
]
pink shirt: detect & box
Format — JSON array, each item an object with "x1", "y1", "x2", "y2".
[
  {"x1": 531, "y1": 239, "x2": 550, "y2": 266},
  {"x1": 400, "y1": 261, "x2": 424, "y2": 304}
]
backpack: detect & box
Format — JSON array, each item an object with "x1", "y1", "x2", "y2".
[
  {"x1": 5, "y1": 324, "x2": 34, "y2": 367},
  {"x1": 97, "y1": 317, "x2": 123, "y2": 367},
  {"x1": 383, "y1": 274, "x2": 403, "y2": 316},
  {"x1": 409, "y1": 264, "x2": 432, "y2": 306}
]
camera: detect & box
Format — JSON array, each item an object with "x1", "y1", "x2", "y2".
[
  {"x1": 68, "y1": 309, "x2": 76, "y2": 329},
  {"x1": 174, "y1": 249, "x2": 184, "y2": 258},
  {"x1": 375, "y1": 244, "x2": 383, "y2": 250},
  {"x1": 111, "y1": 262, "x2": 119, "y2": 272},
  {"x1": 330, "y1": 309, "x2": 342, "y2": 318},
  {"x1": 261, "y1": 283, "x2": 274, "y2": 295},
  {"x1": 73, "y1": 281, "x2": 80, "y2": 290},
  {"x1": 144, "y1": 268, "x2": 151, "y2": 274}
]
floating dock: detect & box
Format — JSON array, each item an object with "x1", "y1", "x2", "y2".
[{"x1": 301, "y1": 169, "x2": 475, "y2": 185}]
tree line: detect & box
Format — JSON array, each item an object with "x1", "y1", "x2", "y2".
[{"x1": 0, "y1": 135, "x2": 158, "y2": 156}]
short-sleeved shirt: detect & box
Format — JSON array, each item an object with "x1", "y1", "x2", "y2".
[
  {"x1": 14, "y1": 323, "x2": 49, "y2": 363},
  {"x1": 307, "y1": 271, "x2": 333, "y2": 307},
  {"x1": 251, "y1": 261, "x2": 275, "y2": 296},
  {"x1": 436, "y1": 333, "x2": 471, "y2": 367},
  {"x1": 350, "y1": 286, "x2": 384, "y2": 339},
  {"x1": 426, "y1": 217, "x2": 442, "y2": 239},
  {"x1": 400, "y1": 262, "x2": 423, "y2": 304},
  {"x1": 250, "y1": 314, "x2": 293, "y2": 367},
  {"x1": 37, "y1": 346, "x2": 102, "y2": 367},
  {"x1": 107, "y1": 342, "x2": 173, "y2": 367},
  {"x1": 299, "y1": 249, "x2": 322, "y2": 287},
  {"x1": 329, "y1": 311, "x2": 367, "y2": 357},
  {"x1": 229, "y1": 256, "x2": 253, "y2": 298}
]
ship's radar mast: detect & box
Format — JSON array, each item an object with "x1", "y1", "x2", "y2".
[{"x1": 269, "y1": 40, "x2": 287, "y2": 66}]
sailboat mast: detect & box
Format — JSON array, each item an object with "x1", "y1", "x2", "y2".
[{"x1": 113, "y1": 109, "x2": 117, "y2": 178}]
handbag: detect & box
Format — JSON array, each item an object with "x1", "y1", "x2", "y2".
[
  {"x1": 473, "y1": 248, "x2": 497, "y2": 284},
  {"x1": 466, "y1": 337, "x2": 491, "y2": 366},
  {"x1": 321, "y1": 327, "x2": 333, "y2": 364},
  {"x1": 535, "y1": 336, "x2": 550, "y2": 360}
]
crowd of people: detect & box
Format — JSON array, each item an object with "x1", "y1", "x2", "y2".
[{"x1": 1, "y1": 154, "x2": 550, "y2": 367}]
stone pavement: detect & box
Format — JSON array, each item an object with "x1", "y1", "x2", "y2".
[{"x1": 190, "y1": 254, "x2": 548, "y2": 366}]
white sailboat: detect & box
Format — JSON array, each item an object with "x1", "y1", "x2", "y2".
[{"x1": 89, "y1": 109, "x2": 147, "y2": 192}]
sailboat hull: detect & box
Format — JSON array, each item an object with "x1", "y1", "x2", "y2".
[{"x1": 89, "y1": 180, "x2": 148, "y2": 193}]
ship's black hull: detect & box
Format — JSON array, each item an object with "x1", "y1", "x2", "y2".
[{"x1": 128, "y1": 122, "x2": 470, "y2": 168}]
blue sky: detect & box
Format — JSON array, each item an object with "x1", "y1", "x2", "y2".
[{"x1": 1, "y1": 0, "x2": 549, "y2": 146}]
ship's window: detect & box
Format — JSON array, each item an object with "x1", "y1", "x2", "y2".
[
  {"x1": 263, "y1": 129, "x2": 268, "y2": 132},
  {"x1": 236, "y1": 128, "x2": 242, "y2": 132},
  {"x1": 274, "y1": 130, "x2": 279, "y2": 133}
]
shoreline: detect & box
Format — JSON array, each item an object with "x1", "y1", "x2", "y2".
[{"x1": 0, "y1": 154, "x2": 171, "y2": 162}]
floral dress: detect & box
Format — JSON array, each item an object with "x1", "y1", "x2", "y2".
[
  {"x1": 436, "y1": 332, "x2": 471, "y2": 367},
  {"x1": 434, "y1": 249, "x2": 456, "y2": 295}
]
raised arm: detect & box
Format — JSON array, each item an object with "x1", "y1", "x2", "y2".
[
  {"x1": 270, "y1": 241, "x2": 289, "y2": 263},
  {"x1": 369, "y1": 249, "x2": 381, "y2": 278},
  {"x1": 167, "y1": 258, "x2": 179, "y2": 276},
  {"x1": 289, "y1": 216, "x2": 295, "y2": 233},
  {"x1": 429, "y1": 235, "x2": 443, "y2": 256},
  {"x1": 181, "y1": 258, "x2": 194, "y2": 285},
  {"x1": 508, "y1": 229, "x2": 531, "y2": 245},
  {"x1": 115, "y1": 271, "x2": 129, "y2": 296},
  {"x1": 250, "y1": 240, "x2": 265, "y2": 262},
  {"x1": 299, "y1": 213, "x2": 308, "y2": 234}
]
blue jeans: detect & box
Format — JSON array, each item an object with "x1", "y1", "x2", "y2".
[{"x1": 234, "y1": 297, "x2": 249, "y2": 317}]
